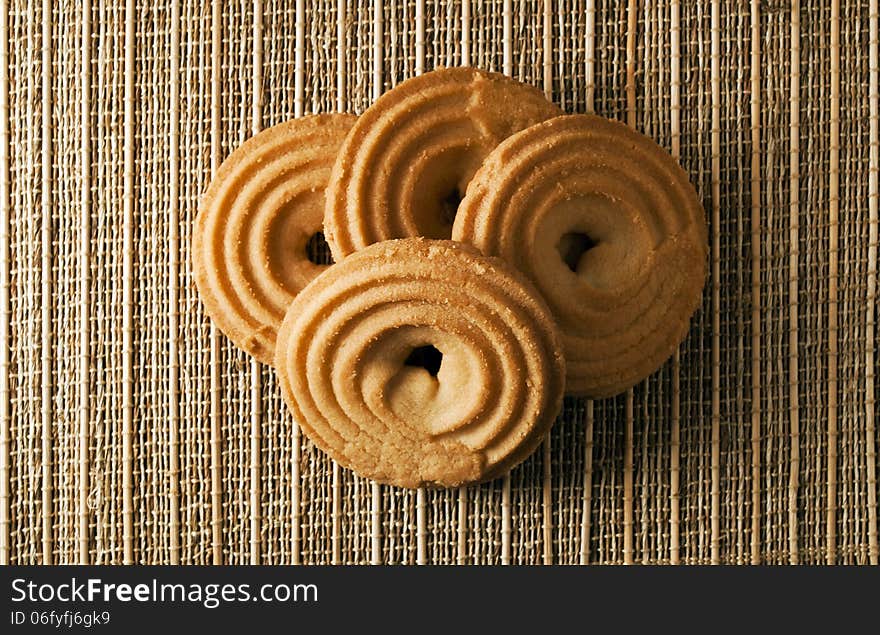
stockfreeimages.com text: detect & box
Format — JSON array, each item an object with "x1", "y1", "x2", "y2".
[{"x1": 10, "y1": 578, "x2": 317, "y2": 609}]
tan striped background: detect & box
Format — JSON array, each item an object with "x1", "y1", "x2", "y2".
[{"x1": 0, "y1": 0, "x2": 877, "y2": 565}]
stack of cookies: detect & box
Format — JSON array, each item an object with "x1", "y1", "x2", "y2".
[{"x1": 193, "y1": 67, "x2": 707, "y2": 488}]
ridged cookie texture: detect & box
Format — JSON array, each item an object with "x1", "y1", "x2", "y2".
[
  {"x1": 274, "y1": 238, "x2": 566, "y2": 488},
  {"x1": 453, "y1": 114, "x2": 707, "y2": 398},
  {"x1": 193, "y1": 113, "x2": 356, "y2": 364},
  {"x1": 323, "y1": 67, "x2": 561, "y2": 261}
]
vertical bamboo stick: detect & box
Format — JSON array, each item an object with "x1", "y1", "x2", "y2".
[
  {"x1": 168, "y1": 0, "x2": 181, "y2": 566},
  {"x1": 826, "y1": 0, "x2": 840, "y2": 566},
  {"x1": 787, "y1": 0, "x2": 800, "y2": 566},
  {"x1": 585, "y1": 0, "x2": 595, "y2": 115},
  {"x1": 121, "y1": 0, "x2": 136, "y2": 565},
  {"x1": 710, "y1": 0, "x2": 722, "y2": 566},
  {"x1": 0, "y1": 0, "x2": 9, "y2": 568},
  {"x1": 867, "y1": 0, "x2": 879, "y2": 567},
  {"x1": 41, "y1": 0, "x2": 53, "y2": 566},
  {"x1": 749, "y1": 0, "x2": 762, "y2": 565},
  {"x1": 79, "y1": 0, "x2": 93, "y2": 565}
]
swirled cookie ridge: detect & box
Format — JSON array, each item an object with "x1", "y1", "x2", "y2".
[
  {"x1": 453, "y1": 114, "x2": 708, "y2": 397},
  {"x1": 274, "y1": 238, "x2": 566, "y2": 488},
  {"x1": 193, "y1": 113, "x2": 356, "y2": 364},
  {"x1": 323, "y1": 67, "x2": 562, "y2": 260}
]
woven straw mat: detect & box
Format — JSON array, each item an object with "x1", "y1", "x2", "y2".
[{"x1": 0, "y1": 0, "x2": 878, "y2": 566}]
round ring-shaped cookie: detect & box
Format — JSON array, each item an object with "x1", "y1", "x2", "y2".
[
  {"x1": 193, "y1": 113, "x2": 356, "y2": 364},
  {"x1": 274, "y1": 238, "x2": 566, "y2": 488},
  {"x1": 453, "y1": 114, "x2": 707, "y2": 397},
  {"x1": 323, "y1": 67, "x2": 561, "y2": 260}
]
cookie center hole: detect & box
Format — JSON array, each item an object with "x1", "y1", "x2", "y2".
[
  {"x1": 440, "y1": 188, "x2": 463, "y2": 226},
  {"x1": 306, "y1": 231, "x2": 333, "y2": 265},
  {"x1": 403, "y1": 345, "x2": 443, "y2": 377},
  {"x1": 557, "y1": 232, "x2": 597, "y2": 273}
]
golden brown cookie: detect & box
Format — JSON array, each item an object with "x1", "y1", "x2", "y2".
[
  {"x1": 453, "y1": 114, "x2": 707, "y2": 397},
  {"x1": 274, "y1": 238, "x2": 566, "y2": 488},
  {"x1": 323, "y1": 67, "x2": 561, "y2": 261},
  {"x1": 193, "y1": 113, "x2": 356, "y2": 364}
]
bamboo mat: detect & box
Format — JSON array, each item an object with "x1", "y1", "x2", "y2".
[{"x1": 0, "y1": 0, "x2": 877, "y2": 566}]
